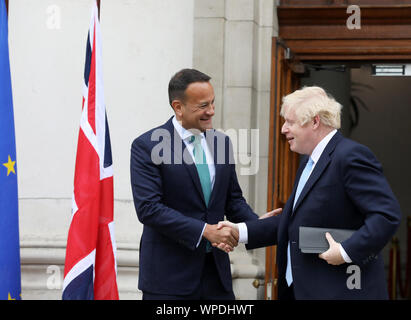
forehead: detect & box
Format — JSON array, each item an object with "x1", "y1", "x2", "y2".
[
  {"x1": 184, "y1": 81, "x2": 214, "y2": 102},
  {"x1": 283, "y1": 105, "x2": 297, "y2": 120}
]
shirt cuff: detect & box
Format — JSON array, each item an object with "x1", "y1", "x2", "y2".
[
  {"x1": 238, "y1": 222, "x2": 248, "y2": 244},
  {"x1": 339, "y1": 243, "x2": 352, "y2": 263},
  {"x1": 196, "y1": 223, "x2": 207, "y2": 248}
]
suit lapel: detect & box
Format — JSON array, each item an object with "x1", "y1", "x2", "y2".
[
  {"x1": 285, "y1": 157, "x2": 307, "y2": 216},
  {"x1": 205, "y1": 129, "x2": 220, "y2": 207},
  {"x1": 292, "y1": 131, "x2": 343, "y2": 215},
  {"x1": 292, "y1": 155, "x2": 330, "y2": 213},
  {"x1": 164, "y1": 118, "x2": 206, "y2": 204}
]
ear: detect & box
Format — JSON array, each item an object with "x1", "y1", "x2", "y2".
[
  {"x1": 171, "y1": 100, "x2": 183, "y2": 117},
  {"x1": 312, "y1": 115, "x2": 321, "y2": 129}
]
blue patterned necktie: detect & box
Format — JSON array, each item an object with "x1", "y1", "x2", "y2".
[
  {"x1": 190, "y1": 135, "x2": 212, "y2": 252},
  {"x1": 286, "y1": 157, "x2": 314, "y2": 286}
]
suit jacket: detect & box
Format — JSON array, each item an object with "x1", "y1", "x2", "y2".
[
  {"x1": 246, "y1": 131, "x2": 401, "y2": 299},
  {"x1": 130, "y1": 117, "x2": 258, "y2": 295}
]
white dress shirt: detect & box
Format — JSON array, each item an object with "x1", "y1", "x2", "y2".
[
  {"x1": 172, "y1": 116, "x2": 215, "y2": 247},
  {"x1": 237, "y1": 129, "x2": 352, "y2": 263}
]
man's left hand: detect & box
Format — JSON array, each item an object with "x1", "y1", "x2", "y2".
[
  {"x1": 318, "y1": 232, "x2": 345, "y2": 265},
  {"x1": 259, "y1": 208, "x2": 282, "y2": 219}
]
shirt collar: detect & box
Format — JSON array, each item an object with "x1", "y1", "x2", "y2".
[
  {"x1": 172, "y1": 116, "x2": 204, "y2": 142},
  {"x1": 310, "y1": 129, "x2": 337, "y2": 164}
]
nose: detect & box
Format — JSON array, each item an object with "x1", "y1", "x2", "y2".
[
  {"x1": 206, "y1": 104, "x2": 215, "y2": 116},
  {"x1": 281, "y1": 122, "x2": 288, "y2": 134}
]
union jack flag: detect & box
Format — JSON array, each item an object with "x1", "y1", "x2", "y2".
[{"x1": 62, "y1": 2, "x2": 119, "y2": 300}]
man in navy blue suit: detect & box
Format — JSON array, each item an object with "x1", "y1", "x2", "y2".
[
  {"x1": 130, "y1": 69, "x2": 272, "y2": 300},
  {"x1": 218, "y1": 86, "x2": 401, "y2": 299}
]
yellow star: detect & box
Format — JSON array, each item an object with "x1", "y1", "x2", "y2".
[
  {"x1": 2, "y1": 155, "x2": 16, "y2": 176},
  {"x1": 8, "y1": 293, "x2": 15, "y2": 300}
]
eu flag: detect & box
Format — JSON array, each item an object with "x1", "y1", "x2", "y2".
[{"x1": 0, "y1": 1, "x2": 21, "y2": 300}]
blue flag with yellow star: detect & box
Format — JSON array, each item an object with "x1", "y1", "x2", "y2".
[{"x1": 0, "y1": 0, "x2": 21, "y2": 300}]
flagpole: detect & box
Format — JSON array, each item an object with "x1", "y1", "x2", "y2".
[
  {"x1": 97, "y1": 0, "x2": 100, "y2": 19},
  {"x1": 5, "y1": 0, "x2": 8, "y2": 15}
]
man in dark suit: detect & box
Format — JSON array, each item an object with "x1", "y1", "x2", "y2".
[
  {"x1": 130, "y1": 69, "x2": 266, "y2": 300},
  {"x1": 218, "y1": 86, "x2": 401, "y2": 299}
]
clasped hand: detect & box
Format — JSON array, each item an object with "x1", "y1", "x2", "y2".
[
  {"x1": 208, "y1": 208, "x2": 283, "y2": 253},
  {"x1": 203, "y1": 223, "x2": 239, "y2": 253}
]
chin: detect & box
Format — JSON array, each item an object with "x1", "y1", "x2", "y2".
[{"x1": 290, "y1": 146, "x2": 302, "y2": 155}]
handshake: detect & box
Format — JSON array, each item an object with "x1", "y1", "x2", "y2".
[{"x1": 202, "y1": 208, "x2": 282, "y2": 253}]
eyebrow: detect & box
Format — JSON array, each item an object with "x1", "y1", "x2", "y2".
[{"x1": 198, "y1": 97, "x2": 215, "y2": 105}]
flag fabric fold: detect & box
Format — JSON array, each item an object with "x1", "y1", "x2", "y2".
[
  {"x1": 62, "y1": 2, "x2": 118, "y2": 300},
  {"x1": 0, "y1": 0, "x2": 22, "y2": 301}
]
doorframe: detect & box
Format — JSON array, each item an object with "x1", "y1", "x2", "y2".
[{"x1": 265, "y1": 38, "x2": 301, "y2": 300}]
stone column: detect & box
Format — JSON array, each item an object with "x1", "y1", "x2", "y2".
[{"x1": 193, "y1": 0, "x2": 279, "y2": 300}]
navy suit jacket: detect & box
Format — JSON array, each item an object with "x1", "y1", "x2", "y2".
[
  {"x1": 130, "y1": 117, "x2": 258, "y2": 295},
  {"x1": 246, "y1": 131, "x2": 401, "y2": 299}
]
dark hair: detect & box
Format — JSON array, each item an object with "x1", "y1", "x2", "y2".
[{"x1": 168, "y1": 68, "x2": 211, "y2": 106}]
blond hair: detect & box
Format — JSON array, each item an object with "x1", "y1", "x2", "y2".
[{"x1": 280, "y1": 86, "x2": 342, "y2": 129}]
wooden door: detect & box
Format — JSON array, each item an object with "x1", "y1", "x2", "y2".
[{"x1": 264, "y1": 38, "x2": 301, "y2": 300}]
